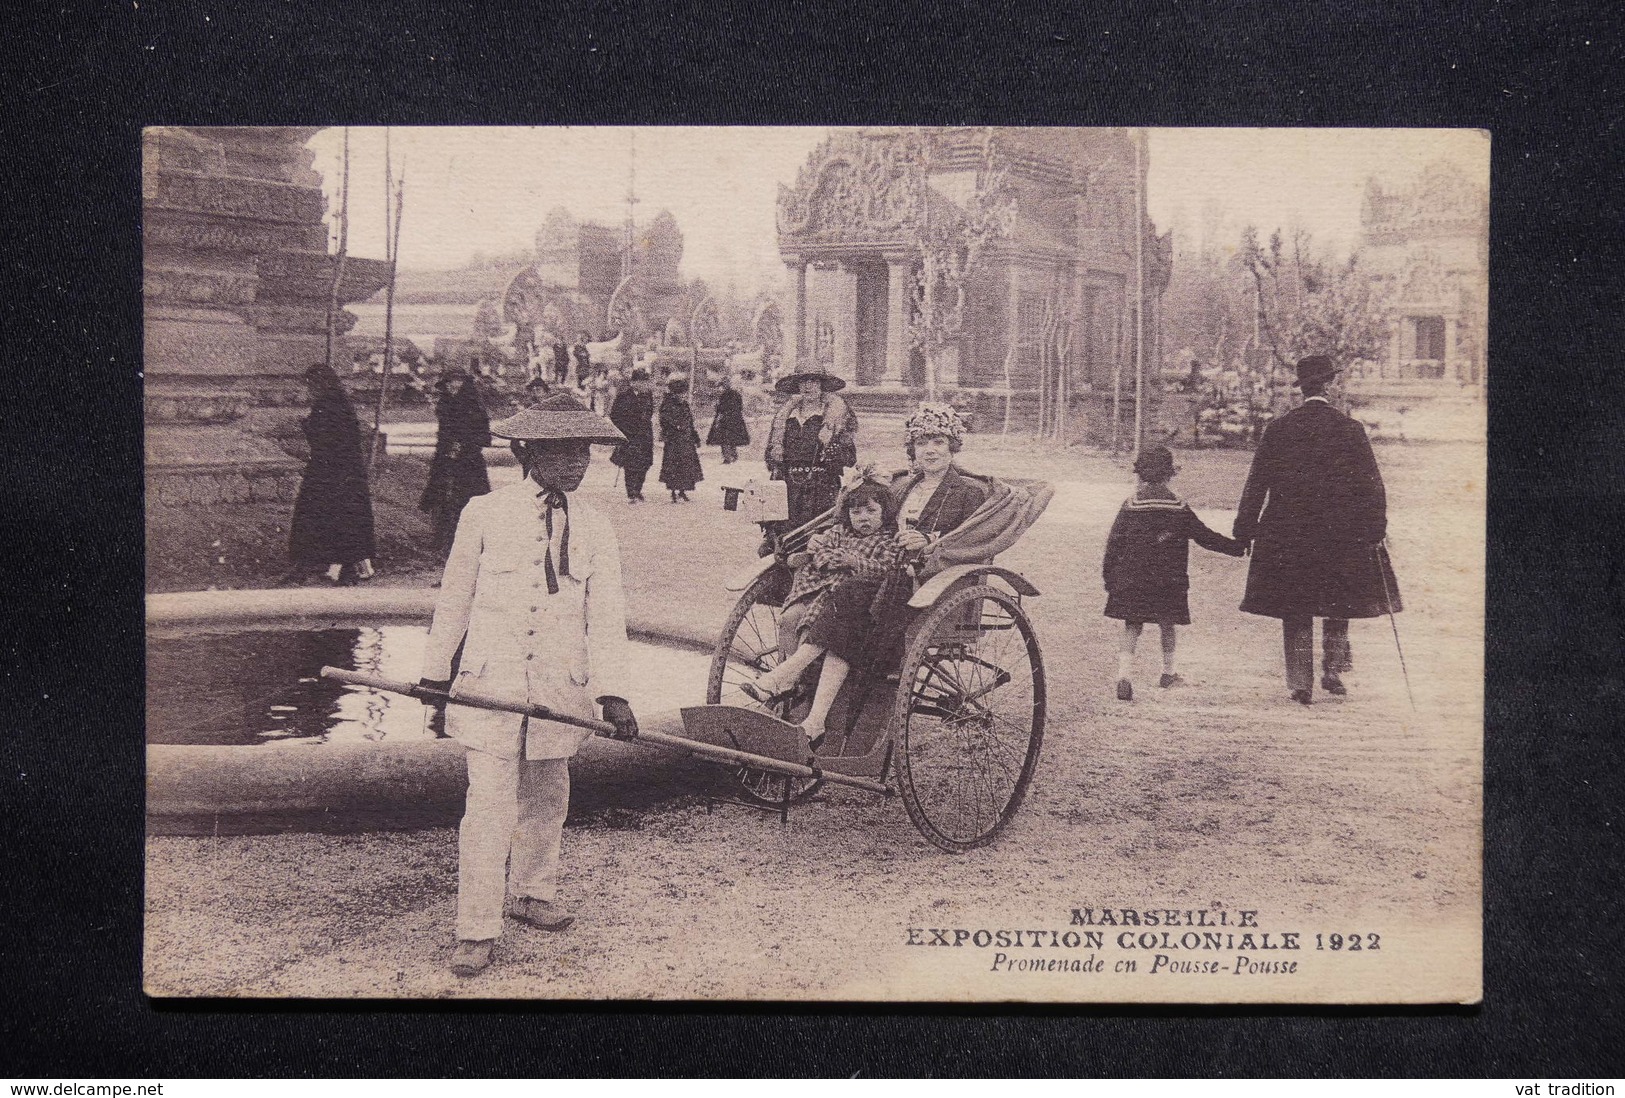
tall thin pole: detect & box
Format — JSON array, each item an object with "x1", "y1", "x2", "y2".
[
  {"x1": 1132, "y1": 128, "x2": 1146, "y2": 457},
  {"x1": 324, "y1": 126, "x2": 351, "y2": 370},
  {"x1": 373, "y1": 129, "x2": 401, "y2": 467},
  {"x1": 623, "y1": 131, "x2": 639, "y2": 283}
]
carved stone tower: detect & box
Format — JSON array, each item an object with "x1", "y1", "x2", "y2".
[{"x1": 143, "y1": 126, "x2": 390, "y2": 507}]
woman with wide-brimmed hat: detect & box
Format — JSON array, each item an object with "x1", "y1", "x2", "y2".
[
  {"x1": 657, "y1": 376, "x2": 704, "y2": 502},
  {"x1": 764, "y1": 365, "x2": 858, "y2": 527}
]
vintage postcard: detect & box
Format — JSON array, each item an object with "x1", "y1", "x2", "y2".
[{"x1": 143, "y1": 125, "x2": 1485, "y2": 1001}]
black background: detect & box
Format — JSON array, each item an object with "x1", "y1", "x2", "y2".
[{"x1": 4, "y1": 0, "x2": 1621, "y2": 1078}]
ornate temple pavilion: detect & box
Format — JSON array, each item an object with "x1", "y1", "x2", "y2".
[{"x1": 775, "y1": 127, "x2": 1169, "y2": 437}]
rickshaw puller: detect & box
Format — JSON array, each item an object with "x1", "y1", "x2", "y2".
[{"x1": 418, "y1": 393, "x2": 640, "y2": 978}]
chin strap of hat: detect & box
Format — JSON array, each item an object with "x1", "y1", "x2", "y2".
[{"x1": 536, "y1": 486, "x2": 571, "y2": 594}]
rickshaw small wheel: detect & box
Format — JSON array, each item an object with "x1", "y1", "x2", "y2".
[{"x1": 708, "y1": 568, "x2": 825, "y2": 806}]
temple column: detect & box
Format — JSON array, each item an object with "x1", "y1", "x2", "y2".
[
  {"x1": 883, "y1": 252, "x2": 912, "y2": 387},
  {"x1": 1445, "y1": 316, "x2": 1460, "y2": 380},
  {"x1": 1387, "y1": 320, "x2": 1402, "y2": 380},
  {"x1": 782, "y1": 253, "x2": 806, "y2": 373}
]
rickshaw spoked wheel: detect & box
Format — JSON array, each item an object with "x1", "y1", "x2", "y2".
[
  {"x1": 891, "y1": 583, "x2": 1046, "y2": 852},
  {"x1": 707, "y1": 569, "x2": 825, "y2": 806}
]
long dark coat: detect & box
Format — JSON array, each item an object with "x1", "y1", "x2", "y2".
[
  {"x1": 418, "y1": 383, "x2": 491, "y2": 547},
  {"x1": 1103, "y1": 490, "x2": 1244, "y2": 624},
  {"x1": 706, "y1": 388, "x2": 751, "y2": 447},
  {"x1": 289, "y1": 389, "x2": 376, "y2": 568},
  {"x1": 1233, "y1": 399, "x2": 1402, "y2": 620},
  {"x1": 608, "y1": 389, "x2": 655, "y2": 473},
  {"x1": 658, "y1": 394, "x2": 705, "y2": 491}
]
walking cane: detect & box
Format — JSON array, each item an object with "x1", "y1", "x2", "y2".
[{"x1": 1375, "y1": 539, "x2": 1416, "y2": 711}]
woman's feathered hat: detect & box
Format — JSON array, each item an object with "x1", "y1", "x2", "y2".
[
  {"x1": 904, "y1": 401, "x2": 966, "y2": 445},
  {"x1": 489, "y1": 391, "x2": 624, "y2": 444}
]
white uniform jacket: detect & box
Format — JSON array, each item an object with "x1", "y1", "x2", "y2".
[{"x1": 422, "y1": 480, "x2": 633, "y2": 760}]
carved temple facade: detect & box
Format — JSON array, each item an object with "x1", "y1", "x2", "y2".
[
  {"x1": 1355, "y1": 160, "x2": 1488, "y2": 397},
  {"x1": 143, "y1": 126, "x2": 390, "y2": 506},
  {"x1": 776, "y1": 127, "x2": 1170, "y2": 436}
]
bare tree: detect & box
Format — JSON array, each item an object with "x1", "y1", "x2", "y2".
[
  {"x1": 1240, "y1": 226, "x2": 1389, "y2": 398},
  {"x1": 905, "y1": 130, "x2": 1017, "y2": 400}
]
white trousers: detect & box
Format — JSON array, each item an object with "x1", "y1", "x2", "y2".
[{"x1": 456, "y1": 748, "x2": 571, "y2": 942}]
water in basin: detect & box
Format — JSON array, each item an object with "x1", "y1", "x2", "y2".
[{"x1": 146, "y1": 626, "x2": 711, "y2": 747}]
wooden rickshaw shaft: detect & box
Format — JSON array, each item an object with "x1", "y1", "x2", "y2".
[{"x1": 319, "y1": 668, "x2": 893, "y2": 796}]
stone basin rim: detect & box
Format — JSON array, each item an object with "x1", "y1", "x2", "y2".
[
  {"x1": 146, "y1": 587, "x2": 721, "y2": 824},
  {"x1": 146, "y1": 586, "x2": 718, "y2": 653}
]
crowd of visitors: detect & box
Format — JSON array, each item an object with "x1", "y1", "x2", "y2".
[{"x1": 291, "y1": 349, "x2": 1398, "y2": 712}]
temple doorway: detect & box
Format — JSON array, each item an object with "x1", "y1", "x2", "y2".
[{"x1": 854, "y1": 261, "x2": 888, "y2": 386}]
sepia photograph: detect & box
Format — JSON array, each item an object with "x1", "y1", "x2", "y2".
[{"x1": 141, "y1": 125, "x2": 1487, "y2": 1002}]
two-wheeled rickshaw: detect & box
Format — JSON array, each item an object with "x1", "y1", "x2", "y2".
[{"x1": 326, "y1": 475, "x2": 1051, "y2": 853}]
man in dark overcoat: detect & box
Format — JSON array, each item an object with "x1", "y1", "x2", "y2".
[
  {"x1": 607, "y1": 367, "x2": 656, "y2": 503},
  {"x1": 1233, "y1": 355, "x2": 1402, "y2": 704}
]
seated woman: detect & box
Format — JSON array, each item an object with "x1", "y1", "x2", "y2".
[
  {"x1": 742, "y1": 477, "x2": 904, "y2": 744},
  {"x1": 746, "y1": 402, "x2": 1017, "y2": 744}
]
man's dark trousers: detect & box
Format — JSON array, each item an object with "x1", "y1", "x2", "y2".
[{"x1": 1282, "y1": 617, "x2": 1352, "y2": 693}]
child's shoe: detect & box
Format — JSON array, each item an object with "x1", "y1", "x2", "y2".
[
  {"x1": 1116, "y1": 679, "x2": 1133, "y2": 701},
  {"x1": 1159, "y1": 673, "x2": 1183, "y2": 688}
]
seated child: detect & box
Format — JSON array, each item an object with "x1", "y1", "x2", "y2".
[
  {"x1": 743, "y1": 479, "x2": 905, "y2": 745},
  {"x1": 1103, "y1": 444, "x2": 1246, "y2": 701}
]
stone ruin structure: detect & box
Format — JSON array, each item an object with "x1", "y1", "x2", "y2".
[
  {"x1": 143, "y1": 127, "x2": 390, "y2": 507},
  {"x1": 502, "y1": 205, "x2": 688, "y2": 351}
]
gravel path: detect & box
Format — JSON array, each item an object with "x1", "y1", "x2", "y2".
[{"x1": 145, "y1": 439, "x2": 1483, "y2": 1001}]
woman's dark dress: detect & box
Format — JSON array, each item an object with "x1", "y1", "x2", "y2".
[
  {"x1": 658, "y1": 395, "x2": 704, "y2": 491},
  {"x1": 418, "y1": 384, "x2": 492, "y2": 553},
  {"x1": 1102, "y1": 489, "x2": 1244, "y2": 624},
  {"x1": 706, "y1": 388, "x2": 751, "y2": 448},
  {"x1": 780, "y1": 413, "x2": 842, "y2": 527},
  {"x1": 289, "y1": 390, "x2": 376, "y2": 569}
]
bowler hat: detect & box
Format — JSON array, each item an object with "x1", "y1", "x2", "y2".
[
  {"x1": 490, "y1": 391, "x2": 625, "y2": 444},
  {"x1": 1294, "y1": 355, "x2": 1340, "y2": 388},
  {"x1": 775, "y1": 366, "x2": 847, "y2": 395}
]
